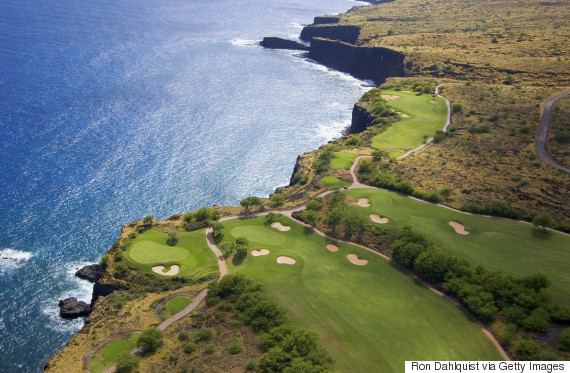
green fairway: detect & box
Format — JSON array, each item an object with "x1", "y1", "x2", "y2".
[
  {"x1": 371, "y1": 89, "x2": 447, "y2": 151},
  {"x1": 321, "y1": 175, "x2": 350, "y2": 190},
  {"x1": 167, "y1": 296, "x2": 191, "y2": 313},
  {"x1": 126, "y1": 229, "x2": 219, "y2": 278},
  {"x1": 221, "y1": 215, "x2": 502, "y2": 372},
  {"x1": 87, "y1": 332, "x2": 140, "y2": 373},
  {"x1": 331, "y1": 152, "x2": 357, "y2": 170},
  {"x1": 344, "y1": 188, "x2": 570, "y2": 308}
]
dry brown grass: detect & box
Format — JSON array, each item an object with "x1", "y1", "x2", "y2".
[{"x1": 335, "y1": 0, "x2": 569, "y2": 85}]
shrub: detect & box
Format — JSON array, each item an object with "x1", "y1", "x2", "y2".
[
  {"x1": 515, "y1": 340, "x2": 541, "y2": 360},
  {"x1": 451, "y1": 104, "x2": 463, "y2": 113},
  {"x1": 205, "y1": 344, "x2": 216, "y2": 354},
  {"x1": 345, "y1": 135, "x2": 362, "y2": 147},
  {"x1": 194, "y1": 328, "x2": 213, "y2": 342},
  {"x1": 469, "y1": 125, "x2": 491, "y2": 134},
  {"x1": 167, "y1": 214, "x2": 181, "y2": 221},
  {"x1": 240, "y1": 196, "x2": 263, "y2": 211},
  {"x1": 143, "y1": 215, "x2": 154, "y2": 225},
  {"x1": 292, "y1": 171, "x2": 308, "y2": 185},
  {"x1": 270, "y1": 194, "x2": 286, "y2": 207},
  {"x1": 184, "y1": 343, "x2": 197, "y2": 354},
  {"x1": 245, "y1": 359, "x2": 256, "y2": 371},
  {"x1": 532, "y1": 214, "x2": 554, "y2": 231},
  {"x1": 167, "y1": 232, "x2": 178, "y2": 246},
  {"x1": 178, "y1": 331, "x2": 189, "y2": 341},
  {"x1": 433, "y1": 130, "x2": 446, "y2": 143},
  {"x1": 115, "y1": 353, "x2": 140, "y2": 373},
  {"x1": 136, "y1": 327, "x2": 163, "y2": 354},
  {"x1": 557, "y1": 329, "x2": 570, "y2": 351},
  {"x1": 228, "y1": 339, "x2": 243, "y2": 354}
]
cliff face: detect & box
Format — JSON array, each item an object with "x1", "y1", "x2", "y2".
[
  {"x1": 309, "y1": 38, "x2": 405, "y2": 85},
  {"x1": 313, "y1": 16, "x2": 340, "y2": 24},
  {"x1": 349, "y1": 104, "x2": 377, "y2": 134},
  {"x1": 300, "y1": 25, "x2": 360, "y2": 44},
  {"x1": 260, "y1": 37, "x2": 309, "y2": 51}
]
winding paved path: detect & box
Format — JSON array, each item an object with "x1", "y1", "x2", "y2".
[{"x1": 536, "y1": 91, "x2": 570, "y2": 173}]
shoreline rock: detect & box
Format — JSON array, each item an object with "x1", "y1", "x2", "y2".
[
  {"x1": 260, "y1": 37, "x2": 309, "y2": 51},
  {"x1": 58, "y1": 298, "x2": 91, "y2": 319},
  {"x1": 75, "y1": 264, "x2": 101, "y2": 283}
]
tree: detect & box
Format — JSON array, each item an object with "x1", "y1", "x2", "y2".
[
  {"x1": 166, "y1": 232, "x2": 178, "y2": 246},
  {"x1": 208, "y1": 221, "x2": 224, "y2": 240},
  {"x1": 143, "y1": 215, "x2": 154, "y2": 225},
  {"x1": 532, "y1": 213, "x2": 553, "y2": 231},
  {"x1": 304, "y1": 210, "x2": 318, "y2": 226},
  {"x1": 115, "y1": 353, "x2": 140, "y2": 373},
  {"x1": 451, "y1": 104, "x2": 463, "y2": 113},
  {"x1": 345, "y1": 135, "x2": 362, "y2": 147},
  {"x1": 241, "y1": 196, "x2": 263, "y2": 211},
  {"x1": 372, "y1": 150, "x2": 388, "y2": 162},
  {"x1": 136, "y1": 327, "x2": 163, "y2": 353},
  {"x1": 271, "y1": 194, "x2": 286, "y2": 207},
  {"x1": 414, "y1": 247, "x2": 450, "y2": 283},
  {"x1": 515, "y1": 340, "x2": 541, "y2": 360}
]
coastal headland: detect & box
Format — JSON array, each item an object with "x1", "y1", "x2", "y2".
[{"x1": 47, "y1": 0, "x2": 570, "y2": 371}]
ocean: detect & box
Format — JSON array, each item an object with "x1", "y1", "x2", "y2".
[{"x1": 0, "y1": 0, "x2": 370, "y2": 370}]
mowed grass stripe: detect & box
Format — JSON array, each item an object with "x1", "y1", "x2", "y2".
[
  {"x1": 344, "y1": 188, "x2": 570, "y2": 308},
  {"x1": 371, "y1": 89, "x2": 447, "y2": 151},
  {"x1": 222, "y1": 215, "x2": 502, "y2": 372}
]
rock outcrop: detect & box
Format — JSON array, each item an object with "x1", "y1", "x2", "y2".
[
  {"x1": 300, "y1": 25, "x2": 360, "y2": 44},
  {"x1": 91, "y1": 281, "x2": 117, "y2": 306},
  {"x1": 75, "y1": 264, "x2": 101, "y2": 283},
  {"x1": 260, "y1": 37, "x2": 309, "y2": 51},
  {"x1": 58, "y1": 298, "x2": 91, "y2": 319},
  {"x1": 349, "y1": 104, "x2": 377, "y2": 134},
  {"x1": 308, "y1": 38, "x2": 405, "y2": 85},
  {"x1": 313, "y1": 16, "x2": 340, "y2": 24}
]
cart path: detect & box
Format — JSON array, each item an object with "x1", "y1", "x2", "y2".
[{"x1": 535, "y1": 91, "x2": 570, "y2": 173}]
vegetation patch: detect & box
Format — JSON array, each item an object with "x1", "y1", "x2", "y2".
[
  {"x1": 330, "y1": 151, "x2": 357, "y2": 169},
  {"x1": 321, "y1": 175, "x2": 350, "y2": 190},
  {"x1": 87, "y1": 333, "x2": 140, "y2": 373}
]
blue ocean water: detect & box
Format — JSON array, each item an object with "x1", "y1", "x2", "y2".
[{"x1": 0, "y1": 0, "x2": 370, "y2": 371}]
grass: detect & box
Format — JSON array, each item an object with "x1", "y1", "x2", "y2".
[
  {"x1": 383, "y1": 83, "x2": 569, "y2": 222},
  {"x1": 222, "y1": 215, "x2": 503, "y2": 372},
  {"x1": 370, "y1": 89, "x2": 447, "y2": 151},
  {"x1": 330, "y1": 151, "x2": 357, "y2": 169},
  {"x1": 321, "y1": 175, "x2": 350, "y2": 190},
  {"x1": 166, "y1": 296, "x2": 191, "y2": 313},
  {"x1": 87, "y1": 332, "x2": 140, "y2": 373},
  {"x1": 343, "y1": 188, "x2": 570, "y2": 308},
  {"x1": 126, "y1": 228, "x2": 218, "y2": 278}
]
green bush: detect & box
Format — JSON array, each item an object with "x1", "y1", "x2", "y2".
[
  {"x1": 557, "y1": 329, "x2": 570, "y2": 351},
  {"x1": 193, "y1": 328, "x2": 213, "y2": 342},
  {"x1": 136, "y1": 327, "x2": 163, "y2": 354},
  {"x1": 205, "y1": 344, "x2": 216, "y2": 354},
  {"x1": 115, "y1": 353, "x2": 140, "y2": 373},
  {"x1": 345, "y1": 135, "x2": 362, "y2": 147},
  {"x1": 184, "y1": 343, "x2": 197, "y2": 354},
  {"x1": 270, "y1": 194, "x2": 286, "y2": 207},
  {"x1": 245, "y1": 359, "x2": 256, "y2": 371},
  {"x1": 178, "y1": 331, "x2": 189, "y2": 341},
  {"x1": 515, "y1": 340, "x2": 541, "y2": 360},
  {"x1": 228, "y1": 339, "x2": 243, "y2": 354},
  {"x1": 167, "y1": 232, "x2": 178, "y2": 246}
]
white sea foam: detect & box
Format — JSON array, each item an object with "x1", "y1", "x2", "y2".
[
  {"x1": 40, "y1": 261, "x2": 94, "y2": 331},
  {"x1": 0, "y1": 248, "x2": 33, "y2": 273},
  {"x1": 229, "y1": 38, "x2": 259, "y2": 47}
]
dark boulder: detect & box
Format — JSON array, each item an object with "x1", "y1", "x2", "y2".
[
  {"x1": 91, "y1": 281, "x2": 117, "y2": 306},
  {"x1": 58, "y1": 297, "x2": 91, "y2": 319},
  {"x1": 75, "y1": 264, "x2": 101, "y2": 283},
  {"x1": 260, "y1": 37, "x2": 309, "y2": 51}
]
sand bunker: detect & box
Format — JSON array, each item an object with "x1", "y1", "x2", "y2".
[
  {"x1": 277, "y1": 256, "x2": 296, "y2": 265},
  {"x1": 449, "y1": 221, "x2": 469, "y2": 235},
  {"x1": 381, "y1": 94, "x2": 400, "y2": 101},
  {"x1": 326, "y1": 244, "x2": 339, "y2": 252},
  {"x1": 152, "y1": 265, "x2": 180, "y2": 276},
  {"x1": 402, "y1": 90, "x2": 412, "y2": 93},
  {"x1": 357, "y1": 198, "x2": 370, "y2": 207},
  {"x1": 346, "y1": 254, "x2": 368, "y2": 266},
  {"x1": 401, "y1": 114, "x2": 410, "y2": 118},
  {"x1": 370, "y1": 214, "x2": 389, "y2": 224},
  {"x1": 252, "y1": 249, "x2": 270, "y2": 256},
  {"x1": 271, "y1": 222, "x2": 291, "y2": 231},
  {"x1": 430, "y1": 100, "x2": 438, "y2": 104}
]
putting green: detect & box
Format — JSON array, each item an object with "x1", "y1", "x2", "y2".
[
  {"x1": 130, "y1": 241, "x2": 188, "y2": 264},
  {"x1": 126, "y1": 229, "x2": 218, "y2": 278},
  {"x1": 87, "y1": 332, "x2": 140, "y2": 373},
  {"x1": 166, "y1": 296, "x2": 191, "y2": 313},
  {"x1": 321, "y1": 175, "x2": 350, "y2": 190},
  {"x1": 222, "y1": 215, "x2": 502, "y2": 372},
  {"x1": 231, "y1": 226, "x2": 286, "y2": 246},
  {"x1": 344, "y1": 188, "x2": 570, "y2": 308},
  {"x1": 331, "y1": 152, "x2": 357, "y2": 170},
  {"x1": 371, "y1": 89, "x2": 446, "y2": 151}
]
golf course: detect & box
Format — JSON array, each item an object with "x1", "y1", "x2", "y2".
[
  {"x1": 369, "y1": 89, "x2": 447, "y2": 156},
  {"x1": 126, "y1": 228, "x2": 219, "y2": 278},
  {"x1": 331, "y1": 152, "x2": 357, "y2": 170},
  {"x1": 220, "y1": 214, "x2": 503, "y2": 372},
  {"x1": 343, "y1": 188, "x2": 570, "y2": 308}
]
